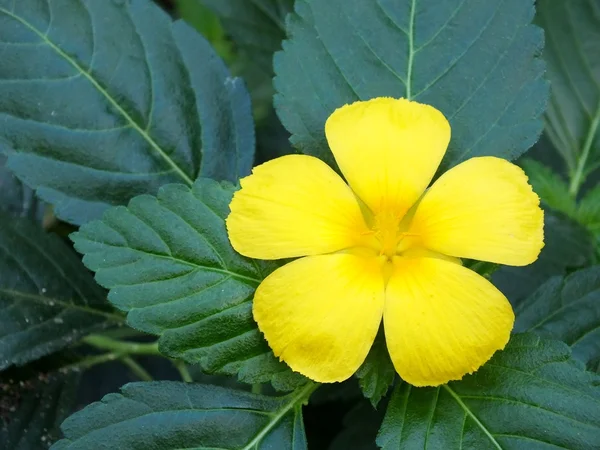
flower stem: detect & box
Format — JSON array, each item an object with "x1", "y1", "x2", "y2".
[
  {"x1": 172, "y1": 360, "x2": 193, "y2": 383},
  {"x1": 82, "y1": 334, "x2": 160, "y2": 355},
  {"x1": 569, "y1": 105, "x2": 600, "y2": 197},
  {"x1": 62, "y1": 352, "x2": 123, "y2": 372},
  {"x1": 120, "y1": 356, "x2": 153, "y2": 381}
]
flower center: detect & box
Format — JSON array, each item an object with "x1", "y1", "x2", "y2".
[
  {"x1": 372, "y1": 211, "x2": 400, "y2": 258},
  {"x1": 370, "y1": 210, "x2": 419, "y2": 260}
]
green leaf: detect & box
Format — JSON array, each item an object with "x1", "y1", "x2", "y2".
[
  {"x1": 515, "y1": 267, "x2": 600, "y2": 372},
  {"x1": 0, "y1": 0, "x2": 255, "y2": 226},
  {"x1": 577, "y1": 184, "x2": 600, "y2": 231},
  {"x1": 536, "y1": 0, "x2": 600, "y2": 195},
  {"x1": 377, "y1": 334, "x2": 600, "y2": 450},
  {"x1": 175, "y1": 0, "x2": 234, "y2": 63},
  {"x1": 356, "y1": 330, "x2": 395, "y2": 407},
  {"x1": 52, "y1": 381, "x2": 317, "y2": 449},
  {"x1": 0, "y1": 154, "x2": 45, "y2": 222},
  {"x1": 493, "y1": 212, "x2": 593, "y2": 306},
  {"x1": 275, "y1": 0, "x2": 548, "y2": 170},
  {"x1": 202, "y1": 0, "x2": 292, "y2": 74},
  {"x1": 202, "y1": 0, "x2": 293, "y2": 120},
  {"x1": 71, "y1": 178, "x2": 306, "y2": 390},
  {"x1": 0, "y1": 215, "x2": 121, "y2": 370},
  {"x1": 521, "y1": 159, "x2": 577, "y2": 217},
  {"x1": 1, "y1": 358, "x2": 80, "y2": 450}
]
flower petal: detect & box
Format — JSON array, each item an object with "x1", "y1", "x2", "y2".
[
  {"x1": 254, "y1": 254, "x2": 385, "y2": 383},
  {"x1": 408, "y1": 157, "x2": 544, "y2": 266},
  {"x1": 325, "y1": 98, "x2": 450, "y2": 216},
  {"x1": 384, "y1": 257, "x2": 514, "y2": 387},
  {"x1": 227, "y1": 155, "x2": 370, "y2": 260}
]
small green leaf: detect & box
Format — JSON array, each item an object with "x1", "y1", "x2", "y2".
[
  {"x1": 71, "y1": 178, "x2": 305, "y2": 390},
  {"x1": 0, "y1": 0, "x2": 255, "y2": 226},
  {"x1": 1, "y1": 358, "x2": 80, "y2": 450},
  {"x1": 275, "y1": 0, "x2": 548, "y2": 170},
  {"x1": 521, "y1": 158, "x2": 577, "y2": 217},
  {"x1": 356, "y1": 330, "x2": 395, "y2": 407},
  {"x1": 576, "y1": 184, "x2": 600, "y2": 231},
  {"x1": 377, "y1": 334, "x2": 600, "y2": 450},
  {"x1": 493, "y1": 212, "x2": 593, "y2": 306},
  {"x1": 0, "y1": 215, "x2": 120, "y2": 371},
  {"x1": 537, "y1": 0, "x2": 600, "y2": 196},
  {"x1": 52, "y1": 381, "x2": 317, "y2": 449},
  {"x1": 515, "y1": 266, "x2": 600, "y2": 371}
]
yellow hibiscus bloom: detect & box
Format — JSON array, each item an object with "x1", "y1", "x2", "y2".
[{"x1": 226, "y1": 98, "x2": 544, "y2": 387}]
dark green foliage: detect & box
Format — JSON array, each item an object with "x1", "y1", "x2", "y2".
[
  {"x1": 0, "y1": 215, "x2": 120, "y2": 371},
  {"x1": 72, "y1": 178, "x2": 305, "y2": 390},
  {"x1": 52, "y1": 381, "x2": 316, "y2": 449},
  {"x1": 1, "y1": 355, "x2": 81, "y2": 450},
  {"x1": 377, "y1": 334, "x2": 600, "y2": 449},
  {"x1": 0, "y1": 0, "x2": 255, "y2": 225},
  {"x1": 275, "y1": 0, "x2": 547, "y2": 170},
  {"x1": 537, "y1": 0, "x2": 600, "y2": 192},
  {"x1": 0, "y1": 155, "x2": 44, "y2": 222},
  {"x1": 493, "y1": 212, "x2": 593, "y2": 306},
  {"x1": 356, "y1": 330, "x2": 395, "y2": 407},
  {"x1": 515, "y1": 266, "x2": 600, "y2": 371}
]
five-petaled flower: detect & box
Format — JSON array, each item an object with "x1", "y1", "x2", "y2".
[{"x1": 226, "y1": 98, "x2": 544, "y2": 387}]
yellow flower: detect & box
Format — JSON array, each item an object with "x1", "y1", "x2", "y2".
[{"x1": 226, "y1": 98, "x2": 544, "y2": 387}]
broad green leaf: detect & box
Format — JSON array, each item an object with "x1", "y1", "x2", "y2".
[
  {"x1": 275, "y1": 0, "x2": 548, "y2": 170},
  {"x1": 0, "y1": 215, "x2": 121, "y2": 370},
  {"x1": 0, "y1": 154, "x2": 45, "y2": 222},
  {"x1": 537, "y1": 0, "x2": 600, "y2": 195},
  {"x1": 493, "y1": 212, "x2": 593, "y2": 306},
  {"x1": 515, "y1": 266, "x2": 600, "y2": 371},
  {"x1": 521, "y1": 159, "x2": 577, "y2": 217},
  {"x1": 202, "y1": 0, "x2": 293, "y2": 119},
  {"x1": 52, "y1": 381, "x2": 317, "y2": 449},
  {"x1": 0, "y1": 0, "x2": 255, "y2": 226},
  {"x1": 71, "y1": 178, "x2": 306, "y2": 391},
  {"x1": 377, "y1": 334, "x2": 600, "y2": 450},
  {"x1": 356, "y1": 330, "x2": 395, "y2": 407},
  {"x1": 0, "y1": 358, "x2": 80, "y2": 450}
]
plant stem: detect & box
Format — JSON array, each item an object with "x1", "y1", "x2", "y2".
[
  {"x1": 120, "y1": 356, "x2": 153, "y2": 381},
  {"x1": 62, "y1": 352, "x2": 123, "y2": 372},
  {"x1": 172, "y1": 360, "x2": 193, "y2": 383},
  {"x1": 569, "y1": 105, "x2": 600, "y2": 197},
  {"x1": 83, "y1": 334, "x2": 160, "y2": 355}
]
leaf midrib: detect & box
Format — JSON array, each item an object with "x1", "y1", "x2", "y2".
[
  {"x1": 0, "y1": 6, "x2": 194, "y2": 186},
  {"x1": 442, "y1": 385, "x2": 503, "y2": 450},
  {"x1": 405, "y1": 0, "x2": 417, "y2": 99},
  {"x1": 83, "y1": 241, "x2": 262, "y2": 286},
  {"x1": 241, "y1": 382, "x2": 317, "y2": 450}
]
